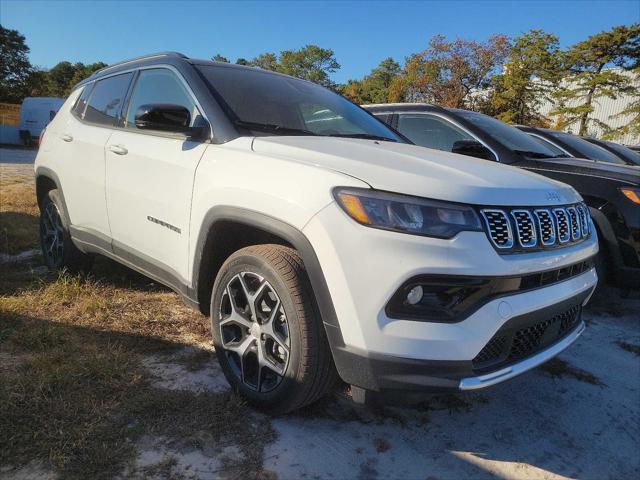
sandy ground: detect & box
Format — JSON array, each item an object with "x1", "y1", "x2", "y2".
[
  {"x1": 117, "y1": 294, "x2": 639, "y2": 480},
  {"x1": 2, "y1": 150, "x2": 639, "y2": 479}
]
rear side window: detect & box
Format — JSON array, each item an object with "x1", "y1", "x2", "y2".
[
  {"x1": 125, "y1": 68, "x2": 199, "y2": 128},
  {"x1": 84, "y1": 73, "x2": 133, "y2": 126},
  {"x1": 72, "y1": 84, "x2": 93, "y2": 119},
  {"x1": 397, "y1": 114, "x2": 474, "y2": 152}
]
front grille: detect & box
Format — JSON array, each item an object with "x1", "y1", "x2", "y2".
[
  {"x1": 472, "y1": 305, "x2": 581, "y2": 371},
  {"x1": 481, "y1": 203, "x2": 591, "y2": 253}
]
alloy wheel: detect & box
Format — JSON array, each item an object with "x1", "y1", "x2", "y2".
[
  {"x1": 42, "y1": 202, "x2": 64, "y2": 266},
  {"x1": 218, "y1": 271, "x2": 291, "y2": 392}
]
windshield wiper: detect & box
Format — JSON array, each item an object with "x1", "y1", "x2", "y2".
[
  {"x1": 513, "y1": 149, "x2": 557, "y2": 159},
  {"x1": 234, "y1": 120, "x2": 317, "y2": 136},
  {"x1": 324, "y1": 133, "x2": 398, "y2": 142}
]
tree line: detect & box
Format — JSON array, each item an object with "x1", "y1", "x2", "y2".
[{"x1": 1, "y1": 23, "x2": 638, "y2": 139}]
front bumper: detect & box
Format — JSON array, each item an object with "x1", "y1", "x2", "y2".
[
  {"x1": 304, "y1": 202, "x2": 598, "y2": 393},
  {"x1": 326, "y1": 289, "x2": 591, "y2": 393}
]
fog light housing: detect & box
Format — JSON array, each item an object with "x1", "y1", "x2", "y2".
[{"x1": 406, "y1": 285, "x2": 423, "y2": 305}]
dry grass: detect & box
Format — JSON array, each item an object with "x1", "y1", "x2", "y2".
[
  {"x1": 0, "y1": 173, "x2": 276, "y2": 479},
  {"x1": 0, "y1": 170, "x2": 39, "y2": 254}
]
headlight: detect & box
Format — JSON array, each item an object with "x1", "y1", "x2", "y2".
[
  {"x1": 620, "y1": 187, "x2": 640, "y2": 205},
  {"x1": 333, "y1": 187, "x2": 482, "y2": 238}
]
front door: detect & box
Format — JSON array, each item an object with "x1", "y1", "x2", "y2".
[{"x1": 105, "y1": 67, "x2": 209, "y2": 283}]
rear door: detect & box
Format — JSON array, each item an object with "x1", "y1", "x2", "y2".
[
  {"x1": 56, "y1": 73, "x2": 134, "y2": 242},
  {"x1": 105, "y1": 67, "x2": 209, "y2": 283}
]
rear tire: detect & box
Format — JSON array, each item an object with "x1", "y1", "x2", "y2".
[
  {"x1": 39, "y1": 189, "x2": 92, "y2": 272},
  {"x1": 210, "y1": 244, "x2": 337, "y2": 414}
]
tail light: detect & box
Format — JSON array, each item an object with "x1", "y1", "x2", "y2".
[{"x1": 38, "y1": 128, "x2": 46, "y2": 147}]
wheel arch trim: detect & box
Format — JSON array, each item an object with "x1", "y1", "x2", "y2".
[
  {"x1": 35, "y1": 167, "x2": 71, "y2": 224},
  {"x1": 192, "y1": 206, "x2": 343, "y2": 335}
]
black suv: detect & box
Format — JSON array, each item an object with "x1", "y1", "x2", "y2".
[
  {"x1": 516, "y1": 125, "x2": 640, "y2": 167},
  {"x1": 363, "y1": 103, "x2": 640, "y2": 290},
  {"x1": 586, "y1": 137, "x2": 639, "y2": 167}
]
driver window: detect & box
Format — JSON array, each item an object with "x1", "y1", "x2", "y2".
[
  {"x1": 125, "y1": 69, "x2": 200, "y2": 129},
  {"x1": 397, "y1": 114, "x2": 474, "y2": 152}
]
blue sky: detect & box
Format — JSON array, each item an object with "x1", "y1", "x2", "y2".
[{"x1": 2, "y1": 0, "x2": 638, "y2": 83}]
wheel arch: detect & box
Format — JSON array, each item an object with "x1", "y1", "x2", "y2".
[
  {"x1": 192, "y1": 207, "x2": 341, "y2": 335},
  {"x1": 35, "y1": 167, "x2": 71, "y2": 221}
]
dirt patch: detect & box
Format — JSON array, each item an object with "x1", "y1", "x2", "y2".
[
  {"x1": 616, "y1": 340, "x2": 640, "y2": 356},
  {"x1": 538, "y1": 357, "x2": 605, "y2": 386}
]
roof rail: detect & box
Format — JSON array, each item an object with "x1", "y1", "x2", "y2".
[{"x1": 89, "y1": 52, "x2": 188, "y2": 78}]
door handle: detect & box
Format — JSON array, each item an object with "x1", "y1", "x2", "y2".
[
  {"x1": 60, "y1": 134, "x2": 73, "y2": 142},
  {"x1": 108, "y1": 144, "x2": 128, "y2": 155}
]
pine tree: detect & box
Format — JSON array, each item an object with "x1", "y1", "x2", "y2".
[
  {"x1": 487, "y1": 30, "x2": 562, "y2": 126},
  {"x1": 551, "y1": 24, "x2": 640, "y2": 135}
]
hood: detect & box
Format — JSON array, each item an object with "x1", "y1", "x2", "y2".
[
  {"x1": 252, "y1": 136, "x2": 581, "y2": 206},
  {"x1": 537, "y1": 157, "x2": 640, "y2": 184}
]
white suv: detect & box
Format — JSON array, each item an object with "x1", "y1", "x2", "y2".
[{"x1": 35, "y1": 52, "x2": 599, "y2": 413}]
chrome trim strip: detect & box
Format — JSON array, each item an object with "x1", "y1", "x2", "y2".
[{"x1": 459, "y1": 321, "x2": 586, "y2": 390}]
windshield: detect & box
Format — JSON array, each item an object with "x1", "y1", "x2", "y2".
[
  {"x1": 453, "y1": 110, "x2": 560, "y2": 158},
  {"x1": 526, "y1": 134, "x2": 569, "y2": 157},
  {"x1": 197, "y1": 65, "x2": 402, "y2": 142},
  {"x1": 547, "y1": 131, "x2": 626, "y2": 165},
  {"x1": 597, "y1": 140, "x2": 640, "y2": 165}
]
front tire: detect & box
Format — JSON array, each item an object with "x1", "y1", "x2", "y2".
[
  {"x1": 39, "y1": 189, "x2": 92, "y2": 271},
  {"x1": 210, "y1": 244, "x2": 337, "y2": 414}
]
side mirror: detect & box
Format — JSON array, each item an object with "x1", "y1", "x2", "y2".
[
  {"x1": 134, "y1": 104, "x2": 206, "y2": 139},
  {"x1": 452, "y1": 140, "x2": 494, "y2": 160}
]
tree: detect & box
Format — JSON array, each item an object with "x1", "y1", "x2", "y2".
[
  {"x1": 212, "y1": 54, "x2": 230, "y2": 63},
  {"x1": 45, "y1": 61, "x2": 106, "y2": 97},
  {"x1": 278, "y1": 45, "x2": 340, "y2": 87},
  {"x1": 248, "y1": 52, "x2": 279, "y2": 71},
  {"x1": 341, "y1": 58, "x2": 401, "y2": 104},
  {"x1": 389, "y1": 34, "x2": 510, "y2": 108},
  {"x1": 487, "y1": 30, "x2": 562, "y2": 126},
  {"x1": 551, "y1": 24, "x2": 640, "y2": 136},
  {"x1": 243, "y1": 46, "x2": 340, "y2": 87},
  {"x1": 604, "y1": 66, "x2": 640, "y2": 140},
  {"x1": 0, "y1": 25, "x2": 33, "y2": 103}
]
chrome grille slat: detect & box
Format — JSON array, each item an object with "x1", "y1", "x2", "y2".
[
  {"x1": 511, "y1": 210, "x2": 537, "y2": 248},
  {"x1": 481, "y1": 210, "x2": 514, "y2": 249},
  {"x1": 482, "y1": 203, "x2": 591, "y2": 253},
  {"x1": 567, "y1": 207, "x2": 581, "y2": 240},
  {"x1": 534, "y1": 209, "x2": 556, "y2": 246},
  {"x1": 577, "y1": 205, "x2": 590, "y2": 237},
  {"x1": 553, "y1": 208, "x2": 571, "y2": 243}
]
